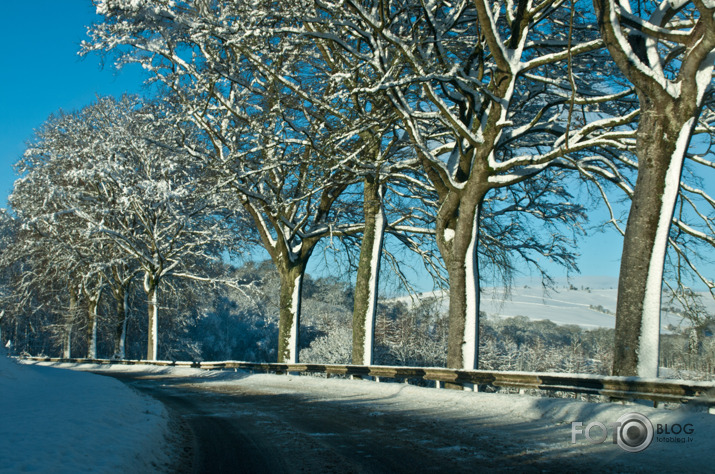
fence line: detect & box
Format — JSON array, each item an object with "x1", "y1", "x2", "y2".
[{"x1": 22, "y1": 357, "x2": 715, "y2": 407}]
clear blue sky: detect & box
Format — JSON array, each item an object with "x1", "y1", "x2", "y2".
[
  {"x1": 0, "y1": 1, "x2": 146, "y2": 206},
  {"x1": 0, "y1": 1, "x2": 636, "y2": 287}
]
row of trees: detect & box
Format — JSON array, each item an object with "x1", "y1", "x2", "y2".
[
  {"x1": 5, "y1": 249, "x2": 714, "y2": 383},
  {"x1": 1, "y1": 97, "x2": 249, "y2": 360},
  {"x1": 1, "y1": 0, "x2": 713, "y2": 378}
]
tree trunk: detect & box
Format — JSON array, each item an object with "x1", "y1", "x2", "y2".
[
  {"x1": 144, "y1": 273, "x2": 159, "y2": 361},
  {"x1": 445, "y1": 211, "x2": 481, "y2": 371},
  {"x1": 86, "y1": 296, "x2": 99, "y2": 359},
  {"x1": 592, "y1": 0, "x2": 715, "y2": 378},
  {"x1": 439, "y1": 191, "x2": 485, "y2": 372},
  {"x1": 113, "y1": 287, "x2": 128, "y2": 359},
  {"x1": 352, "y1": 177, "x2": 386, "y2": 366},
  {"x1": 63, "y1": 327, "x2": 72, "y2": 359},
  {"x1": 64, "y1": 283, "x2": 78, "y2": 359},
  {"x1": 277, "y1": 263, "x2": 306, "y2": 363},
  {"x1": 249, "y1": 206, "x2": 319, "y2": 364},
  {"x1": 613, "y1": 103, "x2": 694, "y2": 377}
]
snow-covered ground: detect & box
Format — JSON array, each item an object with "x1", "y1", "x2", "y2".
[
  {"x1": 0, "y1": 350, "x2": 175, "y2": 473},
  {"x1": 399, "y1": 276, "x2": 715, "y2": 331},
  {"x1": 15, "y1": 358, "x2": 715, "y2": 471}
]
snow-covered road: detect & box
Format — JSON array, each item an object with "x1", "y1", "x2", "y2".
[{"x1": 7, "y1": 358, "x2": 715, "y2": 472}]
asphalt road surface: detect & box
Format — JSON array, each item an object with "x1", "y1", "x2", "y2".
[{"x1": 103, "y1": 371, "x2": 641, "y2": 473}]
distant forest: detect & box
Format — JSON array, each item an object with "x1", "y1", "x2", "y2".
[{"x1": 3, "y1": 260, "x2": 713, "y2": 380}]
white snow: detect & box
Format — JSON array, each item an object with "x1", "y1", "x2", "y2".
[
  {"x1": 393, "y1": 276, "x2": 713, "y2": 331},
  {"x1": 363, "y1": 205, "x2": 385, "y2": 366},
  {"x1": 63, "y1": 329, "x2": 72, "y2": 359},
  {"x1": 149, "y1": 284, "x2": 159, "y2": 361},
  {"x1": 462, "y1": 216, "x2": 480, "y2": 370},
  {"x1": 88, "y1": 309, "x2": 98, "y2": 359},
  {"x1": 608, "y1": 0, "x2": 681, "y2": 98},
  {"x1": 287, "y1": 273, "x2": 303, "y2": 364},
  {"x1": 695, "y1": 50, "x2": 715, "y2": 105},
  {"x1": 1, "y1": 349, "x2": 173, "y2": 473},
  {"x1": 23, "y1": 360, "x2": 715, "y2": 471}
]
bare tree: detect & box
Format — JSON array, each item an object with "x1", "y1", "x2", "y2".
[
  {"x1": 83, "y1": 1, "x2": 379, "y2": 363},
  {"x1": 592, "y1": 0, "x2": 715, "y2": 377},
  {"x1": 296, "y1": 0, "x2": 631, "y2": 371}
]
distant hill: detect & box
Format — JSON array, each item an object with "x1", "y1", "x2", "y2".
[{"x1": 392, "y1": 276, "x2": 715, "y2": 332}]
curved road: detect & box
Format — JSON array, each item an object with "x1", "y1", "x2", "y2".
[{"x1": 104, "y1": 371, "x2": 642, "y2": 473}]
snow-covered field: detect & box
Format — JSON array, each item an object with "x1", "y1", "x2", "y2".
[
  {"x1": 0, "y1": 351, "x2": 174, "y2": 473},
  {"x1": 402, "y1": 276, "x2": 715, "y2": 331},
  {"x1": 12, "y1": 357, "x2": 715, "y2": 472}
]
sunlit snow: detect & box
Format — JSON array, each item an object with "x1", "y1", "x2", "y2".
[{"x1": 0, "y1": 349, "x2": 172, "y2": 473}]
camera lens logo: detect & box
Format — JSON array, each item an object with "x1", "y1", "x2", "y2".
[
  {"x1": 615, "y1": 412, "x2": 653, "y2": 453},
  {"x1": 571, "y1": 412, "x2": 655, "y2": 453}
]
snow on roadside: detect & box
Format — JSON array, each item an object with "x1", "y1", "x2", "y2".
[
  {"x1": 205, "y1": 372, "x2": 715, "y2": 470},
  {"x1": 1, "y1": 351, "x2": 173, "y2": 473},
  {"x1": 30, "y1": 360, "x2": 715, "y2": 471}
]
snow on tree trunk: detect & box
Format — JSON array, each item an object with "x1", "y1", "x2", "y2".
[
  {"x1": 120, "y1": 288, "x2": 128, "y2": 360},
  {"x1": 63, "y1": 327, "x2": 71, "y2": 359},
  {"x1": 352, "y1": 178, "x2": 386, "y2": 366},
  {"x1": 444, "y1": 201, "x2": 483, "y2": 371},
  {"x1": 86, "y1": 297, "x2": 98, "y2": 359},
  {"x1": 277, "y1": 266, "x2": 305, "y2": 364},
  {"x1": 113, "y1": 289, "x2": 128, "y2": 360},
  {"x1": 614, "y1": 110, "x2": 695, "y2": 377},
  {"x1": 65, "y1": 286, "x2": 77, "y2": 359},
  {"x1": 118, "y1": 317, "x2": 127, "y2": 360},
  {"x1": 145, "y1": 274, "x2": 159, "y2": 361}
]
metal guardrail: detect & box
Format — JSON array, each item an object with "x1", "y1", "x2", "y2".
[{"x1": 23, "y1": 357, "x2": 715, "y2": 407}]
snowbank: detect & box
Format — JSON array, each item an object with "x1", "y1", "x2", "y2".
[{"x1": 0, "y1": 350, "x2": 173, "y2": 473}]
